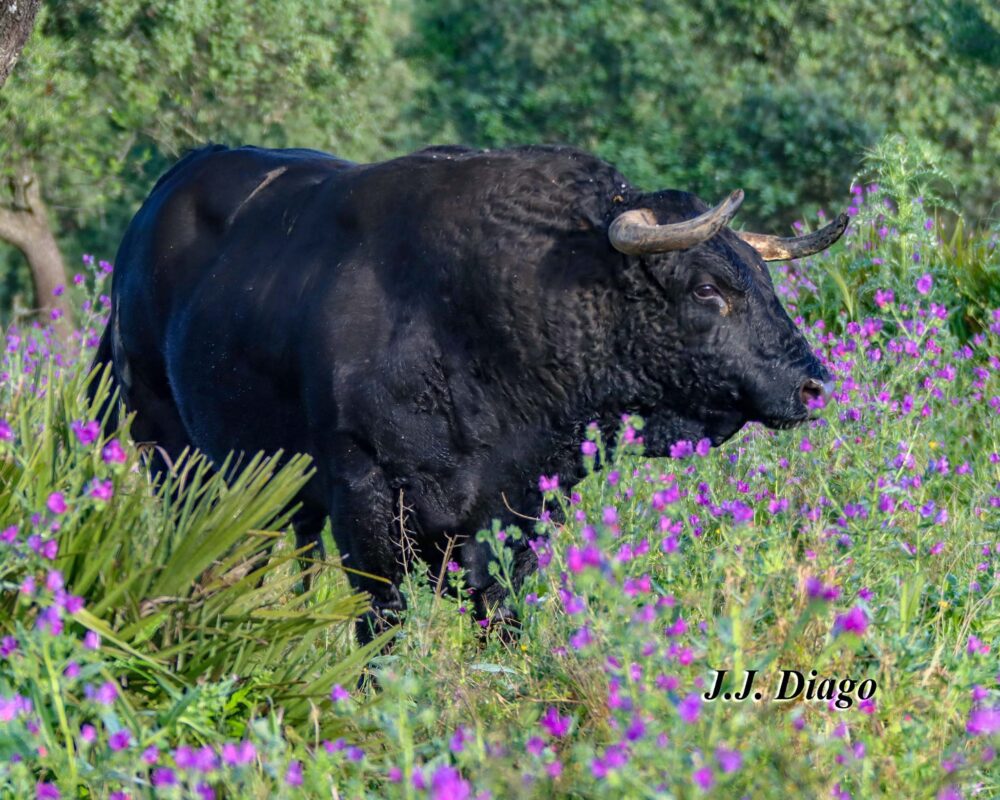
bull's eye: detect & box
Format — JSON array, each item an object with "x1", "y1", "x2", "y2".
[
  {"x1": 693, "y1": 284, "x2": 722, "y2": 302},
  {"x1": 692, "y1": 283, "x2": 728, "y2": 314}
]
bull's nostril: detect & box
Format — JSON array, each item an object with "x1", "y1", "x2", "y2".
[{"x1": 799, "y1": 378, "x2": 825, "y2": 406}]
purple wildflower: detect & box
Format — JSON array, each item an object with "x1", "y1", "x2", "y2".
[
  {"x1": 71, "y1": 419, "x2": 100, "y2": 445},
  {"x1": 330, "y1": 684, "x2": 350, "y2": 703},
  {"x1": 46, "y1": 492, "x2": 67, "y2": 515},
  {"x1": 967, "y1": 707, "x2": 1000, "y2": 736},
  {"x1": 95, "y1": 680, "x2": 118, "y2": 705},
  {"x1": 678, "y1": 693, "x2": 700, "y2": 724},
  {"x1": 833, "y1": 606, "x2": 869, "y2": 636},
  {"x1": 716, "y1": 747, "x2": 742, "y2": 773},
  {"x1": 109, "y1": 730, "x2": 131, "y2": 751},
  {"x1": 102, "y1": 439, "x2": 127, "y2": 464},
  {"x1": 670, "y1": 440, "x2": 694, "y2": 459},
  {"x1": 151, "y1": 769, "x2": 176, "y2": 787},
  {"x1": 89, "y1": 479, "x2": 114, "y2": 501},
  {"x1": 540, "y1": 706, "x2": 571, "y2": 738},
  {"x1": 430, "y1": 765, "x2": 471, "y2": 800},
  {"x1": 285, "y1": 760, "x2": 303, "y2": 787},
  {"x1": 692, "y1": 766, "x2": 714, "y2": 790}
]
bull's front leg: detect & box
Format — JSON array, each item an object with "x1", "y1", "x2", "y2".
[
  {"x1": 327, "y1": 448, "x2": 408, "y2": 647},
  {"x1": 460, "y1": 524, "x2": 539, "y2": 637}
]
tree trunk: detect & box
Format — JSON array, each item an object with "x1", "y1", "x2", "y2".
[
  {"x1": 0, "y1": 171, "x2": 73, "y2": 336},
  {"x1": 0, "y1": 0, "x2": 41, "y2": 89}
]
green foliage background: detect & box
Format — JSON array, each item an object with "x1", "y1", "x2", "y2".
[{"x1": 0, "y1": 0, "x2": 998, "y2": 310}]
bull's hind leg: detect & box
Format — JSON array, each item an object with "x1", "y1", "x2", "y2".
[
  {"x1": 327, "y1": 448, "x2": 408, "y2": 647},
  {"x1": 122, "y1": 370, "x2": 195, "y2": 484},
  {"x1": 289, "y1": 504, "x2": 328, "y2": 591}
]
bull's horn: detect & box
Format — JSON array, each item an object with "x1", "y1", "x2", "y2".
[
  {"x1": 736, "y1": 213, "x2": 850, "y2": 261},
  {"x1": 608, "y1": 189, "x2": 744, "y2": 255}
]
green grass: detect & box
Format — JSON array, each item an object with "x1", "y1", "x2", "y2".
[{"x1": 1, "y1": 143, "x2": 998, "y2": 798}]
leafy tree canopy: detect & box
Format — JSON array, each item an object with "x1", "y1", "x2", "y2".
[
  {"x1": 0, "y1": 0, "x2": 407, "y2": 312},
  {"x1": 408, "y1": 0, "x2": 1000, "y2": 227}
]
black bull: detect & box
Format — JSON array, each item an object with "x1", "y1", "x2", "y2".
[{"x1": 91, "y1": 144, "x2": 846, "y2": 641}]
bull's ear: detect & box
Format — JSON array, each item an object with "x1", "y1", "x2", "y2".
[{"x1": 736, "y1": 213, "x2": 850, "y2": 261}]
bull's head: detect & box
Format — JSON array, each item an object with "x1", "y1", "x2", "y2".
[{"x1": 606, "y1": 189, "x2": 846, "y2": 446}]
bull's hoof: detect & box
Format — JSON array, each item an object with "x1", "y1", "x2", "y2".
[
  {"x1": 476, "y1": 605, "x2": 522, "y2": 645},
  {"x1": 355, "y1": 604, "x2": 404, "y2": 648}
]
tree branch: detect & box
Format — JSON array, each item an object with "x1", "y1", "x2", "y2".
[{"x1": 0, "y1": 202, "x2": 32, "y2": 249}]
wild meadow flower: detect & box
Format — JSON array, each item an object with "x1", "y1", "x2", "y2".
[
  {"x1": 569, "y1": 627, "x2": 593, "y2": 650},
  {"x1": 285, "y1": 760, "x2": 303, "y2": 787},
  {"x1": 429, "y1": 765, "x2": 470, "y2": 800},
  {"x1": 540, "y1": 706, "x2": 571, "y2": 738},
  {"x1": 108, "y1": 730, "x2": 131, "y2": 751},
  {"x1": 450, "y1": 726, "x2": 469, "y2": 753},
  {"x1": 221, "y1": 741, "x2": 255, "y2": 766},
  {"x1": 330, "y1": 684, "x2": 350, "y2": 703},
  {"x1": 692, "y1": 766, "x2": 714, "y2": 790},
  {"x1": 805, "y1": 576, "x2": 840, "y2": 601},
  {"x1": 669, "y1": 440, "x2": 694, "y2": 459},
  {"x1": 678, "y1": 694, "x2": 700, "y2": 724},
  {"x1": 71, "y1": 419, "x2": 100, "y2": 445},
  {"x1": 966, "y1": 708, "x2": 1000, "y2": 736},
  {"x1": 151, "y1": 768, "x2": 176, "y2": 787},
  {"x1": 46, "y1": 492, "x2": 67, "y2": 515},
  {"x1": 716, "y1": 747, "x2": 742, "y2": 773},
  {"x1": 89, "y1": 479, "x2": 114, "y2": 501},
  {"x1": 833, "y1": 607, "x2": 869, "y2": 637},
  {"x1": 0, "y1": 419, "x2": 12, "y2": 441},
  {"x1": 102, "y1": 439, "x2": 126, "y2": 464},
  {"x1": 967, "y1": 636, "x2": 990, "y2": 656},
  {"x1": 916, "y1": 274, "x2": 933, "y2": 295},
  {"x1": 95, "y1": 680, "x2": 118, "y2": 705},
  {"x1": 539, "y1": 474, "x2": 559, "y2": 492}
]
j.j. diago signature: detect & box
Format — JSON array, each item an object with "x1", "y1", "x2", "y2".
[{"x1": 703, "y1": 668, "x2": 877, "y2": 709}]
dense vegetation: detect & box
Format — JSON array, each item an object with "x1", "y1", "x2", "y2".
[
  {"x1": 1, "y1": 1, "x2": 998, "y2": 316},
  {"x1": 1, "y1": 141, "x2": 998, "y2": 797}
]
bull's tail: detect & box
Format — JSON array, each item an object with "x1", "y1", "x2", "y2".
[{"x1": 87, "y1": 320, "x2": 121, "y2": 436}]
